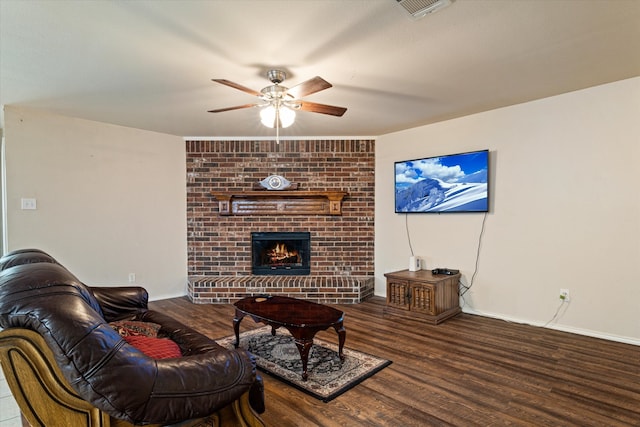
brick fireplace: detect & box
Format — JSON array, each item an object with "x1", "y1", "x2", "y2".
[{"x1": 186, "y1": 139, "x2": 375, "y2": 304}]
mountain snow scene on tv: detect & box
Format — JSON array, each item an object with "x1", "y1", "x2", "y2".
[{"x1": 395, "y1": 150, "x2": 489, "y2": 213}]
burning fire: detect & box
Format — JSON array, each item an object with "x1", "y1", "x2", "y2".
[{"x1": 266, "y1": 243, "x2": 300, "y2": 264}]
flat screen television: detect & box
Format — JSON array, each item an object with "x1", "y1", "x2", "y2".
[{"x1": 395, "y1": 149, "x2": 489, "y2": 213}]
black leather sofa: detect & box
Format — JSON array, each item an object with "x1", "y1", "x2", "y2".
[{"x1": 0, "y1": 249, "x2": 264, "y2": 426}]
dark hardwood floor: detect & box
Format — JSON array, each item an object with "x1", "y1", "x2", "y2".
[{"x1": 150, "y1": 296, "x2": 640, "y2": 426}]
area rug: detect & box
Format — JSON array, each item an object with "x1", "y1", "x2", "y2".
[{"x1": 216, "y1": 326, "x2": 392, "y2": 402}]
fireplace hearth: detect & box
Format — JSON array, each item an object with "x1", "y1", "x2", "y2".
[{"x1": 251, "y1": 232, "x2": 311, "y2": 275}]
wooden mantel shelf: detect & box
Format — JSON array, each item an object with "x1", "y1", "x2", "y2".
[{"x1": 210, "y1": 190, "x2": 348, "y2": 216}]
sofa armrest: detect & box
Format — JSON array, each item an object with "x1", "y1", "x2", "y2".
[
  {"x1": 135, "y1": 309, "x2": 266, "y2": 414},
  {"x1": 141, "y1": 349, "x2": 258, "y2": 423},
  {"x1": 89, "y1": 286, "x2": 149, "y2": 322}
]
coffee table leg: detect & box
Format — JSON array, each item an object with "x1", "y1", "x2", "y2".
[
  {"x1": 294, "y1": 339, "x2": 313, "y2": 381},
  {"x1": 233, "y1": 311, "x2": 245, "y2": 348},
  {"x1": 334, "y1": 322, "x2": 346, "y2": 361}
]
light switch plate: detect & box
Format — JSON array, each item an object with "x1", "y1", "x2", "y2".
[{"x1": 21, "y1": 198, "x2": 37, "y2": 210}]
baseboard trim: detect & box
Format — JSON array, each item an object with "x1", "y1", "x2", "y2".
[{"x1": 461, "y1": 307, "x2": 640, "y2": 347}]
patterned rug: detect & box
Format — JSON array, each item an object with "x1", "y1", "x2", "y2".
[{"x1": 216, "y1": 326, "x2": 392, "y2": 402}]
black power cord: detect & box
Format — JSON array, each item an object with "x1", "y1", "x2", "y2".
[
  {"x1": 544, "y1": 298, "x2": 570, "y2": 327},
  {"x1": 405, "y1": 211, "x2": 487, "y2": 304},
  {"x1": 459, "y1": 212, "x2": 488, "y2": 303},
  {"x1": 405, "y1": 213, "x2": 414, "y2": 257}
]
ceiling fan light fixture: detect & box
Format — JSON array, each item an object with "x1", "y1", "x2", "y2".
[
  {"x1": 260, "y1": 105, "x2": 296, "y2": 128},
  {"x1": 209, "y1": 69, "x2": 346, "y2": 124}
]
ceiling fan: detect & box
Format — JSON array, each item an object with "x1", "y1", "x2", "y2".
[{"x1": 207, "y1": 70, "x2": 347, "y2": 128}]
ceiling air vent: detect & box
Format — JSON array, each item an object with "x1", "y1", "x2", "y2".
[{"x1": 396, "y1": 0, "x2": 453, "y2": 19}]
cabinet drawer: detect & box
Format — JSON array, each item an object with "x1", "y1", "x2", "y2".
[{"x1": 386, "y1": 279, "x2": 410, "y2": 310}]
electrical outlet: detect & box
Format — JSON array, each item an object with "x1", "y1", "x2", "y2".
[
  {"x1": 559, "y1": 289, "x2": 570, "y2": 302},
  {"x1": 128, "y1": 273, "x2": 136, "y2": 283}
]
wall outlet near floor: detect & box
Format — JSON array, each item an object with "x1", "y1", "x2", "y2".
[
  {"x1": 128, "y1": 273, "x2": 136, "y2": 283},
  {"x1": 559, "y1": 289, "x2": 570, "y2": 302}
]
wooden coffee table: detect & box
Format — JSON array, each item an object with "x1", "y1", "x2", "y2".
[{"x1": 233, "y1": 295, "x2": 346, "y2": 381}]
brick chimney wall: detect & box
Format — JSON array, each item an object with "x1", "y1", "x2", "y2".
[{"x1": 185, "y1": 139, "x2": 375, "y2": 303}]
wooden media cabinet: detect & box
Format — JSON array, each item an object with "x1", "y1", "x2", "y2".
[{"x1": 384, "y1": 269, "x2": 461, "y2": 324}]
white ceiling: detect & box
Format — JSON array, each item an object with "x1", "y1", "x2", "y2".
[{"x1": 1, "y1": 0, "x2": 639, "y2": 138}]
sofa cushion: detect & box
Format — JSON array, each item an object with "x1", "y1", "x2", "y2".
[
  {"x1": 110, "y1": 320, "x2": 161, "y2": 337},
  {"x1": 124, "y1": 335, "x2": 182, "y2": 359},
  {"x1": 0, "y1": 249, "x2": 58, "y2": 270}
]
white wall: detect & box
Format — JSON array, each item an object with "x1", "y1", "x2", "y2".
[
  {"x1": 3, "y1": 78, "x2": 638, "y2": 342},
  {"x1": 376, "y1": 77, "x2": 640, "y2": 344},
  {"x1": 2, "y1": 106, "x2": 187, "y2": 300}
]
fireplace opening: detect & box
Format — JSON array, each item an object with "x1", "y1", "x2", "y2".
[{"x1": 251, "y1": 232, "x2": 310, "y2": 275}]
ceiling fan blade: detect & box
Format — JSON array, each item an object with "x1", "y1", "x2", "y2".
[
  {"x1": 207, "y1": 103, "x2": 258, "y2": 113},
  {"x1": 287, "y1": 76, "x2": 332, "y2": 98},
  {"x1": 298, "y1": 101, "x2": 347, "y2": 117},
  {"x1": 212, "y1": 79, "x2": 262, "y2": 97}
]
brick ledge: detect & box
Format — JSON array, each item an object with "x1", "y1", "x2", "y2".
[{"x1": 188, "y1": 275, "x2": 374, "y2": 304}]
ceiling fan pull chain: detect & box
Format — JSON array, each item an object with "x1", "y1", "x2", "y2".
[{"x1": 276, "y1": 108, "x2": 280, "y2": 144}]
